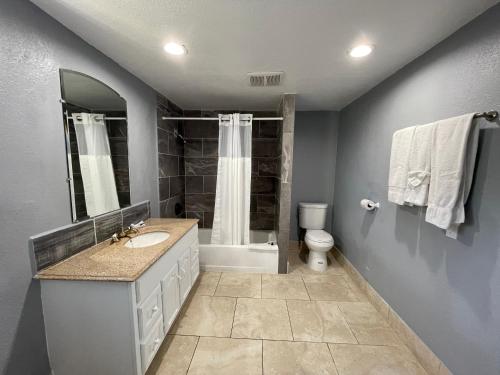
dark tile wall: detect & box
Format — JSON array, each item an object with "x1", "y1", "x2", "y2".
[
  {"x1": 183, "y1": 110, "x2": 280, "y2": 230},
  {"x1": 157, "y1": 94, "x2": 186, "y2": 219},
  {"x1": 30, "y1": 201, "x2": 150, "y2": 272},
  {"x1": 106, "y1": 111, "x2": 130, "y2": 208}
]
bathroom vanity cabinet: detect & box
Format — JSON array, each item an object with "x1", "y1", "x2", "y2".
[{"x1": 39, "y1": 225, "x2": 199, "y2": 375}]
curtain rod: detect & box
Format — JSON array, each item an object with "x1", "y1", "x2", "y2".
[
  {"x1": 64, "y1": 113, "x2": 126, "y2": 121},
  {"x1": 162, "y1": 116, "x2": 283, "y2": 121},
  {"x1": 473, "y1": 110, "x2": 498, "y2": 122}
]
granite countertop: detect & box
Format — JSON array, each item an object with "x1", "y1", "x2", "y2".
[{"x1": 35, "y1": 218, "x2": 198, "y2": 282}]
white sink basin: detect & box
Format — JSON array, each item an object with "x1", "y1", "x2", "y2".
[{"x1": 124, "y1": 231, "x2": 170, "y2": 248}]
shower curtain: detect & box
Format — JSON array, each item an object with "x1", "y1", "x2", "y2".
[
  {"x1": 73, "y1": 113, "x2": 120, "y2": 217},
  {"x1": 211, "y1": 113, "x2": 253, "y2": 245}
]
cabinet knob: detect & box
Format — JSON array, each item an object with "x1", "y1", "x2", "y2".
[{"x1": 152, "y1": 305, "x2": 159, "y2": 313}]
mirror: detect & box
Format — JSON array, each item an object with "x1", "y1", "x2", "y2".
[{"x1": 60, "y1": 69, "x2": 130, "y2": 222}]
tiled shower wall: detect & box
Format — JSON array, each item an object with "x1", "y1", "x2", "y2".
[
  {"x1": 157, "y1": 94, "x2": 186, "y2": 218},
  {"x1": 183, "y1": 111, "x2": 281, "y2": 230}
]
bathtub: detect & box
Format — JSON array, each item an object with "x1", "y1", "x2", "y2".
[{"x1": 198, "y1": 228, "x2": 279, "y2": 273}]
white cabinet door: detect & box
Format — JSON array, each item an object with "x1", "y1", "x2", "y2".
[
  {"x1": 178, "y1": 249, "x2": 191, "y2": 304},
  {"x1": 161, "y1": 263, "x2": 180, "y2": 334}
]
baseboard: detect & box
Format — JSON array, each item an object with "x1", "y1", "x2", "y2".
[{"x1": 331, "y1": 246, "x2": 452, "y2": 375}]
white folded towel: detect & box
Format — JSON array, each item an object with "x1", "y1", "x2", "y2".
[
  {"x1": 425, "y1": 113, "x2": 478, "y2": 238},
  {"x1": 404, "y1": 123, "x2": 434, "y2": 206},
  {"x1": 388, "y1": 126, "x2": 416, "y2": 205}
]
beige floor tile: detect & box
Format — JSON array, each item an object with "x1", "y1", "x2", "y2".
[
  {"x1": 342, "y1": 277, "x2": 368, "y2": 302},
  {"x1": 337, "y1": 302, "x2": 389, "y2": 327},
  {"x1": 193, "y1": 272, "x2": 221, "y2": 296},
  {"x1": 349, "y1": 326, "x2": 402, "y2": 346},
  {"x1": 147, "y1": 335, "x2": 198, "y2": 375},
  {"x1": 232, "y1": 298, "x2": 293, "y2": 340},
  {"x1": 287, "y1": 300, "x2": 357, "y2": 344},
  {"x1": 329, "y1": 344, "x2": 427, "y2": 375},
  {"x1": 215, "y1": 272, "x2": 261, "y2": 298},
  {"x1": 171, "y1": 295, "x2": 236, "y2": 337},
  {"x1": 302, "y1": 275, "x2": 360, "y2": 301},
  {"x1": 288, "y1": 251, "x2": 345, "y2": 276},
  {"x1": 261, "y1": 274, "x2": 309, "y2": 300},
  {"x1": 188, "y1": 337, "x2": 262, "y2": 375},
  {"x1": 263, "y1": 340, "x2": 338, "y2": 375}
]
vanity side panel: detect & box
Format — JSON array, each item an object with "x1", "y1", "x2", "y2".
[{"x1": 41, "y1": 280, "x2": 137, "y2": 375}]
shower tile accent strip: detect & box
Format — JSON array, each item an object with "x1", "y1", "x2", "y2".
[
  {"x1": 276, "y1": 94, "x2": 296, "y2": 273},
  {"x1": 30, "y1": 201, "x2": 151, "y2": 273},
  {"x1": 184, "y1": 110, "x2": 280, "y2": 230},
  {"x1": 157, "y1": 93, "x2": 186, "y2": 219}
]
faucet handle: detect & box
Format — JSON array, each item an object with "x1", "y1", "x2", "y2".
[{"x1": 130, "y1": 221, "x2": 146, "y2": 229}]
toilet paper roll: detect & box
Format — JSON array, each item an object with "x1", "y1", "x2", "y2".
[{"x1": 360, "y1": 199, "x2": 379, "y2": 211}]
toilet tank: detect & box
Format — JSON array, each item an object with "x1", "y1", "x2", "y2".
[{"x1": 299, "y1": 202, "x2": 328, "y2": 229}]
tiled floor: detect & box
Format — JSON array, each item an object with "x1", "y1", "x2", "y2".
[{"x1": 148, "y1": 247, "x2": 428, "y2": 375}]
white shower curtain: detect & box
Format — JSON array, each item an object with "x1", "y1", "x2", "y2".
[
  {"x1": 73, "y1": 113, "x2": 120, "y2": 217},
  {"x1": 211, "y1": 113, "x2": 252, "y2": 245}
]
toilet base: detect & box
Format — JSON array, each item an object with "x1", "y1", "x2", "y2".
[{"x1": 307, "y1": 250, "x2": 328, "y2": 272}]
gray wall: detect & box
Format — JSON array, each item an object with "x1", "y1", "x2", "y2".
[
  {"x1": 0, "y1": 1, "x2": 160, "y2": 373},
  {"x1": 291, "y1": 112, "x2": 339, "y2": 240},
  {"x1": 334, "y1": 5, "x2": 500, "y2": 375}
]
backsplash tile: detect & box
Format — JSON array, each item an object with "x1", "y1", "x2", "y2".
[
  {"x1": 94, "y1": 210, "x2": 122, "y2": 243},
  {"x1": 31, "y1": 220, "x2": 96, "y2": 272},
  {"x1": 122, "y1": 201, "x2": 150, "y2": 227},
  {"x1": 30, "y1": 201, "x2": 151, "y2": 273}
]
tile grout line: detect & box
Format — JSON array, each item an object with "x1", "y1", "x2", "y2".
[
  {"x1": 261, "y1": 339, "x2": 264, "y2": 375},
  {"x1": 212, "y1": 272, "x2": 222, "y2": 296},
  {"x1": 284, "y1": 300, "x2": 295, "y2": 341},
  {"x1": 327, "y1": 343, "x2": 341, "y2": 375},
  {"x1": 185, "y1": 336, "x2": 200, "y2": 374},
  {"x1": 229, "y1": 297, "x2": 238, "y2": 338},
  {"x1": 299, "y1": 273, "x2": 312, "y2": 301},
  {"x1": 336, "y1": 304, "x2": 359, "y2": 344}
]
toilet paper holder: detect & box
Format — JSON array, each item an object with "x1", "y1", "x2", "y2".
[{"x1": 360, "y1": 199, "x2": 380, "y2": 211}]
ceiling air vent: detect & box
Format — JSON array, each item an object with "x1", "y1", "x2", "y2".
[{"x1": 248, "y1": 71, "x2": 283, "y2": 87}]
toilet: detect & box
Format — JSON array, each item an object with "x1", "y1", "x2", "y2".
[{"x1": 299, "y1": 202, "x2": 334, "y2": 272}]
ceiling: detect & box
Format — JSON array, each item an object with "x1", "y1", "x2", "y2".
[{"x1": 32, "y1": 0, "x2": 498, "y2": 111}]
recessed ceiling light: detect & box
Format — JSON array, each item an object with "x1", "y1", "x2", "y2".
[
  {"x1": 164, "y1": 42, "x2": 187, "y2": 56},
  {"x1": 349, "y1": 44, "x2": 373, "y2": 58}
]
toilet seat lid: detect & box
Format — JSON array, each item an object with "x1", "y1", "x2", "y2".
[{"x1": 306, "y1": 230, "x2": 334, "y2": 244}]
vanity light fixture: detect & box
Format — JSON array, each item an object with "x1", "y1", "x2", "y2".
[
  {"x1": 163, "y1": 42, "x2": 187, "y2": 56},
  {"x1": 349, "y1": 44, "x2": 373, "y2": 58}
]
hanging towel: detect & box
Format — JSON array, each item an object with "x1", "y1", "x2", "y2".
[
  {"x1": 388, "y1": 126, "x2": 415, "y2": 205},
  {"x1": 404, "y1": 122, "x2": 434, "y2": 206},
  {"x1": 425, "y1": 113, "x2": 478, "y2": 238}
]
